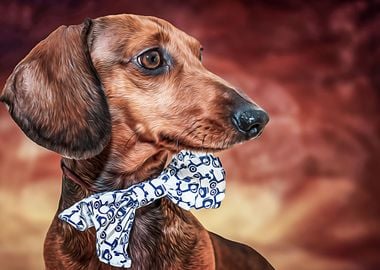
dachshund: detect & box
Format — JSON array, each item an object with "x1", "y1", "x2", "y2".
[{"x1": 0, "y1": 14, "x2": 273, "y2": 269}]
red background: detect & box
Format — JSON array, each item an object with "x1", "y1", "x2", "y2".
[{"x1": 0, "y1": 1, "x2": 379, "y2": 269}]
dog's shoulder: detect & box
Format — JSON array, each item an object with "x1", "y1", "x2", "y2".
[{"x1": 209, "y1": 232, "x2": 275, "y2": 270}]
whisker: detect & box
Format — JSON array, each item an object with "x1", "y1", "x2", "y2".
[
  {"x1": 202, "y1": 134, "x2": 207, "y2": 152},
  {"x1": 123, "y1": 132, "x2": 138, "y2": 151}
]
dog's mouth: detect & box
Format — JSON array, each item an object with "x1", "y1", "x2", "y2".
[{"x1": 157, "y1": 132, "x2": 237, "y2": 152}]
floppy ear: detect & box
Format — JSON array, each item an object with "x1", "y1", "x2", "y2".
[{"x1": 0, "y1": 19, "x2": 111, "y2": 159}]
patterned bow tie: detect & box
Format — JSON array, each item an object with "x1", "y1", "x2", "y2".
[{"x1": 58, "y1": 150, "x2": 226, "y2": 268}]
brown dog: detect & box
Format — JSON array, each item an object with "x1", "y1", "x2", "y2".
[{"x1": 0, "y1": 14, "x2": 273, "y2": 269}]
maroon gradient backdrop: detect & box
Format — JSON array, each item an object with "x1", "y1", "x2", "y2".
[{"x1": 0, "y1": 1, "x2": 379, "y2": 270}]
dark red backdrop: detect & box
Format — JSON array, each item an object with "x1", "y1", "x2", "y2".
[{"x1": 0, "y1": 1, "x2": 379, "y2": 269}]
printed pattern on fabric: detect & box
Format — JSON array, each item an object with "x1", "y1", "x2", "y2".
[{"x1": 58, "y1": 150, "x2": 226, "y2": 268}]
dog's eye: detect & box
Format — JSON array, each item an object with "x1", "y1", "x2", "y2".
[
  {"x1": 138, "y1": 49, "x2": 162, "y2": 70},
  {"x1": 199, "y1": 47, "x2": 204, "y2": 62}
]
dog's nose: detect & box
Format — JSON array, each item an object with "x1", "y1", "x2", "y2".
[{"x1": 232, "y1": 107, "x2": 269, "y2": 138}]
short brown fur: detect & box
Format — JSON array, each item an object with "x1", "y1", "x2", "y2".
[{"x1": 1, "y1": 14, "x2": 274, "y2": 270}]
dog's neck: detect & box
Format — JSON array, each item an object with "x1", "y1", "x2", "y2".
[
  {"x1": 59, "y1": 149, "x2": 170, "y2": 208},
  {"x1": 56, "y1": 131, "x2": 214, "y2": 269}
]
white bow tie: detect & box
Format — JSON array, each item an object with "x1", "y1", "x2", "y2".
[{"x1": 59, "y1": 150, "x2": 226, "y2": 268}]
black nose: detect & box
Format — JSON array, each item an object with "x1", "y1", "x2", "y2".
[{"x1": 232, "y1": 107, "x2": 269, "y2": 138}]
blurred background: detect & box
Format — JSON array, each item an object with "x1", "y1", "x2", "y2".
[{"x1": 0, "y1": 0, "x2": 379, "y2": 269}]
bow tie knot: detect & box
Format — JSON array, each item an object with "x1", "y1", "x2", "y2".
[{"x1": 59, "y1": 151, "x2": 226, "y2": 268}]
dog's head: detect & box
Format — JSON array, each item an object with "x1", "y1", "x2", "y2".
[{"x1": 0, "y1": 14, "x2": 269, "y2": 160}]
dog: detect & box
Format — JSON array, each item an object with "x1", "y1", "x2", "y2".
[{"x1": 0, "y1": 14, "x2": 273, "y2": 269}]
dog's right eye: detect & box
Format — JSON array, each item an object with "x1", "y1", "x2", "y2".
[{"x1": 137, "y1": 49, "x2": 163, "y2": 70}]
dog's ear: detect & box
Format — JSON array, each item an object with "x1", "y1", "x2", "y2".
[{"x1": 0, "y1": 19, "x2": 111, "y2": 159}]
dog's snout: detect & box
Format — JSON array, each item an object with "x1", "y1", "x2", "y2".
[{"x1": 232, "y1": 107, "x2": 269, "y2": 138}]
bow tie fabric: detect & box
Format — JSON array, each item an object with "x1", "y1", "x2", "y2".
[{"x1": 58, "y1": 150, "x2": 226, "y2": 268}]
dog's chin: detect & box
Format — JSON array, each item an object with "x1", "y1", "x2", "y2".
[
  {"x1": 186, "y1": 132, "x2": 265, "y2": 152},
  {"x1": 157, "y1": 132, "x2": 245, "y2": 153},
  {"x1": 182, "y1": 145, "x2": 226, "y2": 153},
  {"x1": 163, "y1": 141, "x2": 228, "y2": 153}
]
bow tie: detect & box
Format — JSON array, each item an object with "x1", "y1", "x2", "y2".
[{"x1": 58, "y1": 150, "x2": 226, "y2": 268}]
